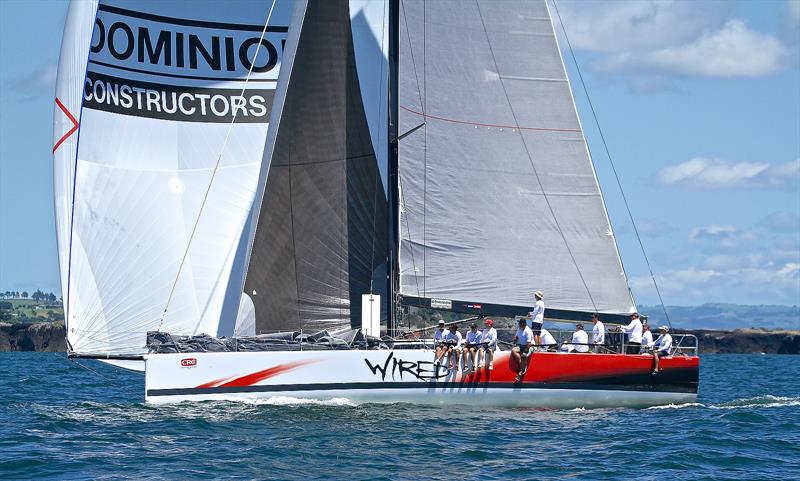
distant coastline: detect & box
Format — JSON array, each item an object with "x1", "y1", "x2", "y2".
[{"x1": 0, "y1": 322, "x2": 797, "y2": 354}]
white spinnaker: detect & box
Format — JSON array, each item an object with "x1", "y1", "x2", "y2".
[
  {"x1": 53, "y1": 0, "x2": 99, "y2": 339},
  {"x1": 57, "y1": 0, "x2": 296, "y2": 355}
]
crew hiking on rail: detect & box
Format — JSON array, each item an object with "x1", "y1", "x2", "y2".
[{"x1": 430, "y1": 290, "x2": 675, "y2": 377}]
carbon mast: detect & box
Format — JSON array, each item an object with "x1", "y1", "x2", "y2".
[{"x1": 387, "y1": 0, "x2": 400, "y2": 337}]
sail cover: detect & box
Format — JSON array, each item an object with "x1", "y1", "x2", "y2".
[
  {"x1": 54, "y1": 0, "x2": 296, "y2": 355},
  {"x1": 242, "y1": 0, "x2": 389, "y2": 335},
  {"x1": 397, "y1": 0, "x2": 635, "y2": 315}
]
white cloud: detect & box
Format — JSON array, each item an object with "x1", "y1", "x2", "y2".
[
  {"x1": 631, "y1": 263, "x2": 800, "y2": 305},
  {"x1": 608, "y1": 20, "x2": 791, "y2": 77},
  {"x1": 555, "y1": 0, "x2": 723, "y2": 54},
  {"x1": 554, "y1": 1, "x2": 794, "y2": 84},
  {"x1": 10, "y1": 63, "x2": 57, "y2": 99},
  {"x1": 657, "y1": 158, "x2": 800, "y2": 189},
  {"x1": 689, "y1": 224, "x2": 757, "y2": 249}
]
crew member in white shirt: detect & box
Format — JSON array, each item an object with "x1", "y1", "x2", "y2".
[
  {"x1": 640, "y1": 323, "x2": 654, "y2": 353},
  {"x1": 444, "y1": 324, "x2": 463, "y2": 370},
  {"x1": 650, "y1": 326, "x2": 673, "y2": 374},
  {"x1": 561, "y1": 324, "x2": 589, "y2": 353},
  {"x1": 433, "y1": 320, "x2": 448, "y2": 366},
  {"x1": 463, "y1": 323, "x2": 482, "y2": 373},
  {"x1": 526, "y1": 290, "x2": 545, "y2": 349},
  {"x1": 512, "y1": 318, "x2": 533, "y2": 381},
  {"x1": 591, "y1": 313, "x2": 605, "y2": 353},
  {"x1": 539, "y1": 328, "x2": 557, "y2": 351},
  {"x1": 618, "y1": 312, "x2": 643, "y2": 354},
  {"x1": 478, "y1": 318, "x2": 497, "y2": 370}
]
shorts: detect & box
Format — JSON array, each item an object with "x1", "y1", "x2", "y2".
[
  {"x1": 480, "y1": 344, "x2": 495, "y2": 351},
  {"x1": 516, "y1": 345, "x2": 532, "y2": 355},
  {"x1": 656, "y1": 350, "x2": 670, "y2": 357},
  {"x1": 531, "y1": 322, "x2": 543, "y2": 336}
]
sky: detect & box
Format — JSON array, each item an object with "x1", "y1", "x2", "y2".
[{"x1": 0, "y1": 0, "x2": 798, "y2": 308}]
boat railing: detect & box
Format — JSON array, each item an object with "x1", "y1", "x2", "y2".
[
  {"x1": 149, "y1": 328, "x2": 698, "y2": 355},
  {"x1": 401, "y1": 327, "x2": 699, "y2": 356}
]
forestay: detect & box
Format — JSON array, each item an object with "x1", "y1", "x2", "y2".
[
  {"x1": 397, "y1": 0, "x2": 635, "y2": 316},
  {"x1": 54, "y1": 0, "x2": 296, "y2": 355}
]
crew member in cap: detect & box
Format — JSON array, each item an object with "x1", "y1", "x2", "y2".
[
  {"x1": 572, "y1": 323, "x2": 589, "y2": 353},
  {"x1": 650, "y1": 326, "x2": 673, "y2": 374},
  {"x1": 462, "y1": 323, "x2": 482, "y2": 373},
  {"x1": 444, "y1": 323, "x2": 463, "y2": 370},
  {"x1": 526, "y1": 290, "x2": 545, "y2": 350},
  {"x1": 618, "y1": 312, "x2": 643, "y2": 354},
  {"x1": 478, "y1": 318, "x2": 497, "y2": 370},
  {"x1": 433, "y1": 320, "x2": 448, "y2": 366},
  {"x1": 512, "y1": 318, "x2": 534, "y2": 382}
]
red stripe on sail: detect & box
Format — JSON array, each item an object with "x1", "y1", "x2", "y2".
[
  {"x1": 400, "y1": 105, "x2": 582, "y2": 133},
  {"x1": 53, "y1": 98, "x2": 79, "y2": 153}
]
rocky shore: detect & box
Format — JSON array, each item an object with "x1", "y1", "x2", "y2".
[
  {"x1": 0, "y1": 322, "x2": 797, "y2": 354},
  {"x1": 0, "y1": 322, "x2": 67, "y2": 352},
  {"x1": 676, "y1": 328, "x2": 800, "y2": 355}
]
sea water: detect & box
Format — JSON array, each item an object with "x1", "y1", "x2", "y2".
[{"x1": 1, "y1": 353, "x2": 798, "y2": 480}]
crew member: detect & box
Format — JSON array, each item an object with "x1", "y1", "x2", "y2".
[
  {"x1": 479, "y1": 318, "x2": 497, "y2": 370},
  {"x1": 464, "y1": 323, "x2": 482, "y2": 373},
  {"x1": 433, "y1": 320, "x2": 448, "y2": 366},
  {"x1": 650, "y1": 326, "x2": 673, "y2": 374},
  {"x1": 526, "y1": 290, "x2": 545, "y2": 349},
  {"x1": 591, "y1": 313, "x2": 605, "y2": 353},
  {"x1": 619, "y1": 312, "x2": 643, "y2": 354},
  {"x1": 641, "y1": 323, "x2": 654, "y2": 354},
  {"x1": 562, "y1": 323, "x2": 589, "y2": 353},
  {"x1": 445, "y1": 323, "x2": 463, "y2": 370},
  {"x1": 512, "y1": 318, "x2": 533, "y2": 382}
]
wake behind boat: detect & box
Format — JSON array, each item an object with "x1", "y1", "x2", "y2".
[{"x1": 54, "y1": 0, "x2": 699, "y2": 408}]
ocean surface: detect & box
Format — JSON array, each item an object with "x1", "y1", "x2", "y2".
[{"x1": 1, "y1": 353, "x2": 798, "y2": 480}]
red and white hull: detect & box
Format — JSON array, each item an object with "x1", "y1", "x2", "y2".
[{"x1": 145, "y1": 349, "x2": 699, "y2": 408}]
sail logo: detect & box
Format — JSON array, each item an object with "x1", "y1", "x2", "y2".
[
  {"x1": 82, "y1": 4, "x2": 287, "y2": 123},
  {"x1": 90, "y1": 4, "x2": 287, "y2": 82},
  {"x1": 180, "y1": 358, "x2": 198, "y2": 367}
]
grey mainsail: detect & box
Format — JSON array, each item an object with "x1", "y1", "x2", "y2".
[
  {"x1": 397, "y1": 0, "x2": 635, "y2": 317},
  {"x1": 241, "y1": 0, "x2": 389, "y2": 334}
]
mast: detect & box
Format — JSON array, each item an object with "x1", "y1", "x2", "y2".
[{"x1": 387, "y1": 0, "x2": 400, "y2": 337}]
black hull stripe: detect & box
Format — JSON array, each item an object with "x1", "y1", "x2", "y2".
[{"x1": 147, "y1": 381, "x2": 698, "y2": 397}]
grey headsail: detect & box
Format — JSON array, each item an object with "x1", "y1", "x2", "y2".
[
  {"x1": 241, "y1": 0, "x2": 389, "y2": 334},
  {"x1": 397, "y1": 0, "x2": 635, "y2": 317}
]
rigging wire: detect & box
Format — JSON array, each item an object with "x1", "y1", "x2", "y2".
[
  {"x1": 160, "y1": 0, "x2": 279, "y2": 327},
  {"x1": 422, "y1": 0, "x2": 427, "y2": 297},
  {"x1": 473, "y1": 0, "x2": 599, "y2": 313},
  {"x1": 551, "y1": 0, "x2": 672, "y2": 329}
]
